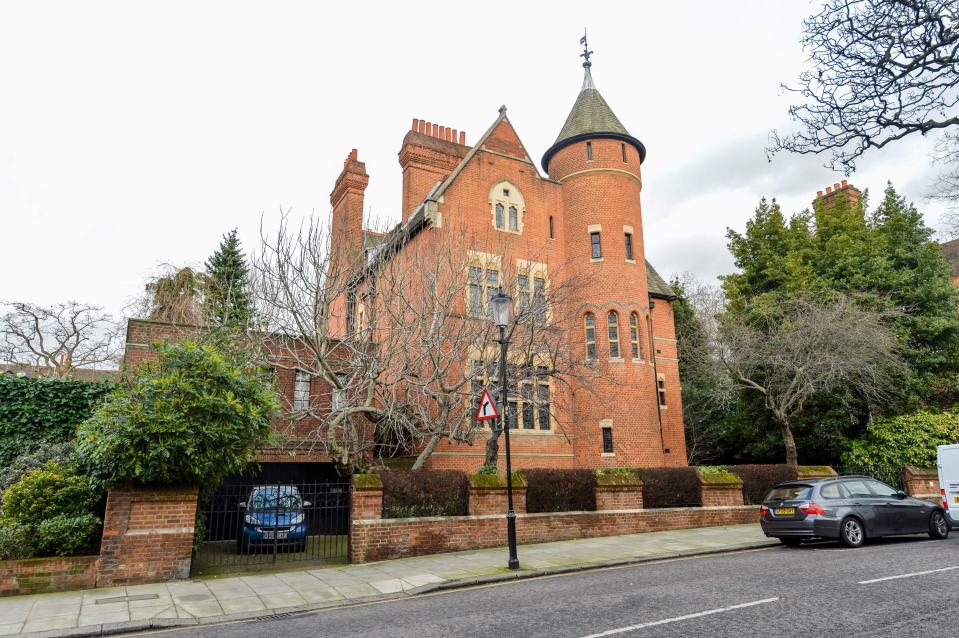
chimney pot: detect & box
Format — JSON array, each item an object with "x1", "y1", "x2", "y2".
[
  {"x1": 826, "y1": 186, "x2": 833, "y2": 194},
  {"x1": 412, "y1": 118, "x2": 419, "y2": 132},
  {"x1": 834, "y1": 182, "x2": 841, "y2": 190},
  {"x1": 424, "y1": 121, "x2": 432, "y2": 136},
  {"x1": 817, "y1": 191, "x2": 823, "y2": 198},
  {"x1": 451, "y1": 128, "x2": 458, "y2": 143},
  {"x1": 841, "y1": 179, "x2": 848, "y2": 187},
  {"x1": 445, "y1": 126, "x2": 452, "y2": 141},
  {"x1": 460, "y1": 131, "x2": 466, "y2": 145},
  {"x1": 432, "y1": 123, "x2": 439, "y2": 137}
]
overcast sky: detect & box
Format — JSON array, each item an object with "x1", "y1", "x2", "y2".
[{"x1": 1, "y1": 1, "x2": 953, "y2": 318}]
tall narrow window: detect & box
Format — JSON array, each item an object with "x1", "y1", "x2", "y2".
[
  {"x1": 602, "y1": 426, "x2": 614, "y2": 453},
  {"x1": 657, "y1": 375, "x2": 667, "y2": 406},
  {"x1": 630, "y1": 312, "x2": 640, "y2": 359},
  {"x1": 624, "y1": 232, "x2": 634, "y2": 260},
  {"x1": 508, "y1": 206, "x2": 518, "y2": 231},
  {"x1": 332, "y1": 373, "x2": 347, "y2": 411},
  {"x1": 471, "y1": 360, "x2": 485, "y2": 426},
  {"x1": 521, "y1": 383, "x2": 534, "y2": 429},
  {"x1": 507, "y1": 398, "x2": 518, "y2": 429},
  {"x1": 490, "y1": 182, "x2": 525, "y2": 233},
  {"x1": 294, "y1": 370, "x2": 311, "y2": 410},
  {"x1": 468, "y1": 266, "x2": 483, "y2": 314},
  {"x1": 549, "y1": 216, "x2": 555, "y2": 239},
  {"x1": 590, "y1": 232, "x2": 602, "y2": 259},
  {"x1": 533, "y1": 277, "x2": 546, "y2": 324},
  {"x1": 518, "y1": 274, "x2": 531, "y2": 319},
  {"x1": 607, "y1": 311, "x2": 621, "y2": 359},
  {"x1": 485, "y1": 269, "x2": 499, "y2": 316},
  {"x1": 622, "y1": 143, "x2": 627, "y2": 163},
  {"x1": 495, "y1": 203, "x2": 504, "y2": 229},
  {"x1": 586, "y1": 141, "x2": 593, "y2": 161},
  {"x1": 346, "y1": 290, "x2": 356, "y2": 335},
  {"x1": 584, "y1": 313, "x2": 596, "y2": 359},
  {"x1": 537, "y1": 381, "x2": 551, "y2": 430}
]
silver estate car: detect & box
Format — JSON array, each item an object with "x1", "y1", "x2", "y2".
[{"x1": 760, "y1": 476, "x2": 950, "y2": 548}]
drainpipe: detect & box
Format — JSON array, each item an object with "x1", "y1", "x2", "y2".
[{"x1": 648, "y1": 298, "x2": 667, "y2": 458}]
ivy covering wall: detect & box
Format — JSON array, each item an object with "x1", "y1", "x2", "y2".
[{"x1": 0, "y1": 375, "x2": 114, "y2": 466}]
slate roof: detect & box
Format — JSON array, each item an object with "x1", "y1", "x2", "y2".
[
  {"x1": 542, "y1": 68, "x2": 646, "y2": 171},
  {"x1": 646, "y1": 261, "x2": 676, "y2": 300},
  {"x1": 943, "y1": 238, "x2": 959, "y2": 278}
]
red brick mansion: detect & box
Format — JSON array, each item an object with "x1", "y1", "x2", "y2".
[{"x1": 325, "y1": 55, "x2": 687, "y2": 471}]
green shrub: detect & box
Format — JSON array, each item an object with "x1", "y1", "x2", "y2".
[
  {"x1": 523, "y1": 469, "x2": 596, "y2": 513},
  {"x1": 730, "y1": 464, "x2": 798, "y2": 504},
  {"x1": 477, "y1": 465, "x2": 498, "y2": 475},
  {"x1": 0, "y1": 375, "x2": 114, "y2": 466},
  {"x1": 0, "y1": 522, "x2": 36, "y2": 560},
  {"x1": 842, "y1": 408, "x2": 959, "y2": 469},
  {"x1": 596, "y1": 468, "x2": 642, "y2": 487},
  {"x1": 1, "y1": 462, "x2": 99, "y2": 523},
  {"x1": 380, "y1": 470, "x2": 468, "y2": 518},
  {"x1": 696, "y1": 465, "x2": 730, "y2": 475},
  {"x1": 77, "y1": 341, "x2": 280, "y2": 487},
  {"x1": 637, "y1": 467, "x2": 701, "y2": 508},
  {"x1": 35, "y1": 514, "x2": 101, "y2": 557},
  {"x1": 0, "y1": 442, "x2": 77, "y2": 494}
]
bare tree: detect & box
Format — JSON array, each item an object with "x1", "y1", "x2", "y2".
[
  {"x1": 0, "y1": 301, "x2": 121, "y2": 378},
  {"x1": 126, "y1": 264, "x2": 208, "y2": 325},
  {"x1": 718, "y1": 295, "x2": 905, "y2": 465},
  {"x1": 768, "y1": 0, "x2": 959, "y2": 177},
  {"x1": 252, "y1": 210, "x2": 593, "y2": 472}
]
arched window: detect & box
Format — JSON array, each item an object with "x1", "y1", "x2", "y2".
[
  {"x1": 489, "y1": 182, "x2": 525, "y2": 234},
  {"x1": 630, "y1": 312, "x2": 641, "y2": 360},
  {"x1": 607, "y1": 311, "x2": 620, "y2": 359},
  {"x1": 584, "y1": 313, "x2": 596, "y2": 360}
]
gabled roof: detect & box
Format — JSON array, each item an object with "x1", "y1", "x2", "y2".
[{"x1": 542, "y1": 67, "x2": 646, "y2": 172}]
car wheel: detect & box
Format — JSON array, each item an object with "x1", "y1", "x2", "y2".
[
  {"x1": 840, "y1": 517, "x2": 865, "y2": 548},
  {"x1": 929, "y1": 510, "x2": 950, "y2": 540},
  {"x1": 779, "y1": 537, "x2": 803, "y2": 547}
]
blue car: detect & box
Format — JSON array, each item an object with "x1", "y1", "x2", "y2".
[{"x1": 238, "y1": 485, "x2": 311, "y2": 553}]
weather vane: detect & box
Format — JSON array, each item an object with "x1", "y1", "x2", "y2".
[{"x1": 580, "y1": 29, "x2": 593, "y2": 68}]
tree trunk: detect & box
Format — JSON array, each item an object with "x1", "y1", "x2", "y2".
[
  {"x1": 411, "y1": 433, "x2": 443, "y2": 470},
  {"x1": 779, "y1": 417, "x2": 798, "y2": 466},
  {"x1": 484, "y1": 428, "x2": 500, "y2": 467}
]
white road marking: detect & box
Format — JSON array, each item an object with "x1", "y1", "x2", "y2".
[
  {"x1": 579, "y1": 597, "x2": 781, "y2": 637},
  {"x1": 858, "y1": 565, "x2": 959, "y2": 584}
]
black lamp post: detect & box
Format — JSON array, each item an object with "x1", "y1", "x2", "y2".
[{"x1": 489, "y1": 288, "x2": 520, "y2": 570}]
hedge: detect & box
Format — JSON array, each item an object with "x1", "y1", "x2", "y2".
[
  {"x1": 729, "y1": 465, "x2": 798, "y2": 504},
  {"x1": 523, "y1": 469, "x2": 596, "y2": 513},
  {"x1": 0, "y1": 375, "x2": 114, "y2": 466},
  {"x1": 637, "y1": 467, "x2": 701, "y2": 508},
  {"x1": 379, "y1": 470, "x2": 469, "y2": 518}
]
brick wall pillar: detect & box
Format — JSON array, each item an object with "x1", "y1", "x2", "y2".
[
  {"x1": 96, "y1": 484, "x2": 198, "y2": 587},
  {"x1": 468, "y1": 476, "x2": 527, "y2": 516},
  {"x1": 903, "y1": 467, "x2": 940, "y2": 501},
  {"x1": 699, "y1": 475, "x2": 745, "y2": 507},
  {"x1": 349, "y1": 475, "x2": 383, "y2": 564},
  {"x1": 595, "y1": 484, "x2": 644, "y2": 510}
]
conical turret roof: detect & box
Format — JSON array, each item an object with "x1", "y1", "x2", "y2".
[{"x1": 542, "y1": 66, "x2": 646, "y2": 172}]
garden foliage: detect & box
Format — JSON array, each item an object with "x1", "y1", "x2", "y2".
[
  {"x1": 729, "y1": 464, "x2": 798, "y2": 504},
  {"x1": 380, "y1": 469, "x2": 469, "y2": 518},
  {"x1": 637, "y1": 467, "x2": 701, "y2": 508},
  {"x1": 523, "y1": 469, "x2": 596, "y2": 513},
  {"x1": 842, "y1": 408, "x2": 959, "y2": 470},
  {"x1": 77, "y1": 341, "x2": 279, "y2": 487}
]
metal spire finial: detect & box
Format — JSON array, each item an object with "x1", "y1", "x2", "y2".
[{"x1": 579, "y1": 29, "x2": 593, "y2": 69}]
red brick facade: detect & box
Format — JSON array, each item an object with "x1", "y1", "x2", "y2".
[
  {"x1": 0, "y1": 555, "x2": 98, "y2": 597},
  {"x1": 96, "y1": 485, "x2": 198, "y2": 587},
  {"x1": 329, "y1": 72, "x2": 687, "y2": 472}
]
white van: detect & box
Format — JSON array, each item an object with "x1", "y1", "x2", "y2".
[{"x1": 937, "y1": 444, "x2": 959, "y2": 528}]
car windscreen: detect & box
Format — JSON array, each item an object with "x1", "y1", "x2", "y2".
[
  {"x1": 249, "y1": 489, "x2": 302, "y2": 512},
  {"x1": 765, "y1": 485, "x2": 813, "y2": 502}
]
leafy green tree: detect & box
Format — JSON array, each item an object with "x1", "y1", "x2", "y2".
[
  {"x1": 76, "y1": 341, "x2": 279, "y2": 487},
  {"x1": 843, "y1": 408, "x2": 959, "y2": 470},
  {"x1": 204, "y1": 229, "x2": 253, "y2": 328}
]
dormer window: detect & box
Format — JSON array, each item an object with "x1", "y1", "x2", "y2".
[{"x1": 489, "y1": 181, "x2": 525, "y2": 234}]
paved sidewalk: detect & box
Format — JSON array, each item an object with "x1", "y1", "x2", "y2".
[{"x1": 0, "y1": 523, "x2": 773, "y2": 637}]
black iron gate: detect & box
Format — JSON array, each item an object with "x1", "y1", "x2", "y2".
[{"x1": 193, "y1": 478, "x2": 350, "y2": 575}]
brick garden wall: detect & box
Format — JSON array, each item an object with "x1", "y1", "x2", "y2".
[
  {"x1": 350, "y1": 506, "x2": 759, "y2": 563},
  {"x1": 0, "y1": 556, "x2": 98, "y2": 597},
  {"x1": 96, "y1": 485, "x2": 199, "y2": 587}
]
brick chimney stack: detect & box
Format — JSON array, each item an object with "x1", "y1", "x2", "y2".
[
  {"x1": 398, "y1": 118, "x2": 469, "y2": 223},
  {"x1": 813, "y1": 178, "x2": 862, "y2": 210},
  {"x1": 330, "y1": 148, "x2": 369, "y2": 266}
]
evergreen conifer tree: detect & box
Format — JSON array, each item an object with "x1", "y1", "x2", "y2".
[{"x1": 204, "y1": 229, "x2": 253, "y2": 328}]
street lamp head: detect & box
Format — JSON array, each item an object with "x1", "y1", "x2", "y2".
[{"x1": 490, "y1": 288, "x2": 512, "y2": 328}]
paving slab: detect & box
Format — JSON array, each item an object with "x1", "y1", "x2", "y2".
[{"x1": 0, "y1": 523, "x2": 772, "y2": 637}]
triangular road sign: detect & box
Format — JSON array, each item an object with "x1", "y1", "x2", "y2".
[{"x1": 475, "y1": 388, "x2": 500, "y2": 421}]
